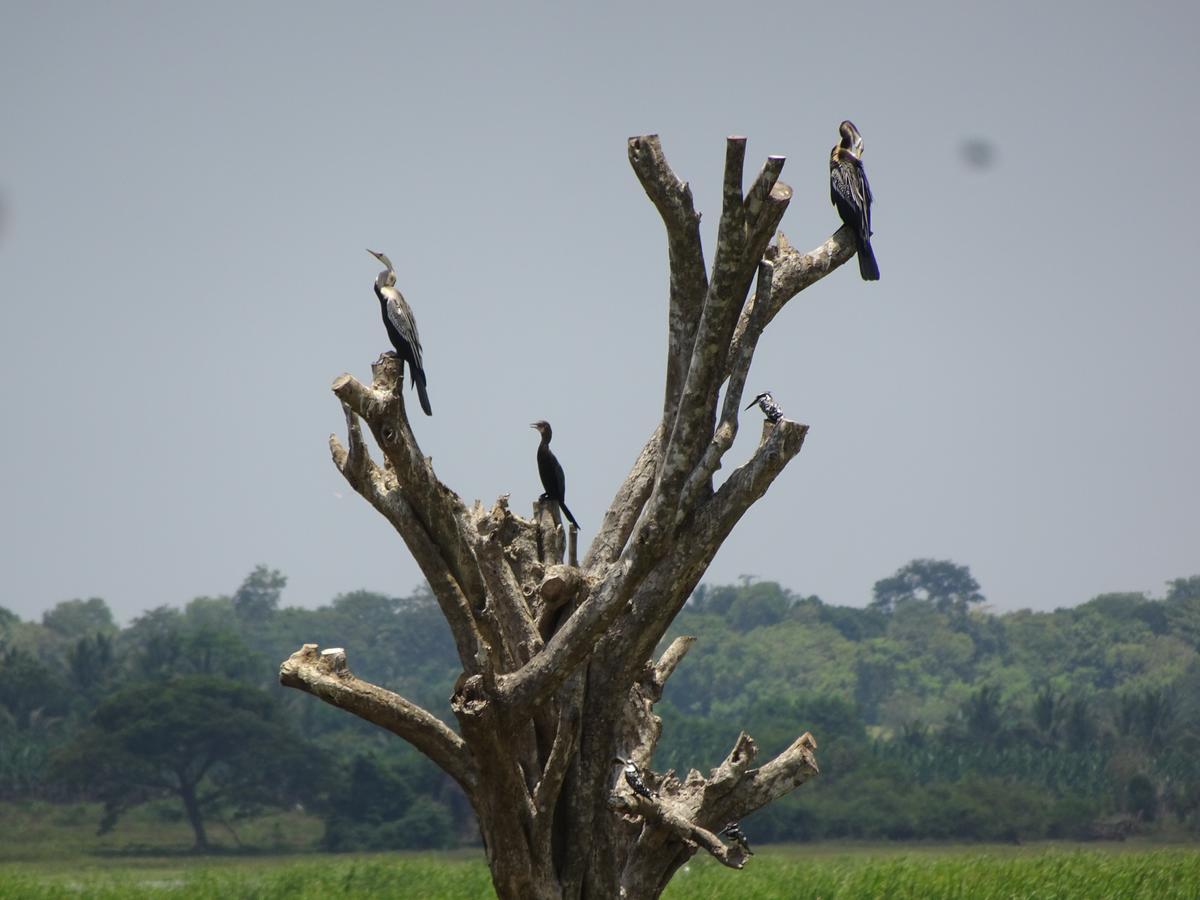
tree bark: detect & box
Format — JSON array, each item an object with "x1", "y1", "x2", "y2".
[{"x1": 281, "y1": 133, "x2": 857, "y2": 898}]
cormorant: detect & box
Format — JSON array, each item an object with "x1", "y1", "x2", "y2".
[
  {"x1": 744, "y1": 391, "x2": 783, "y2": 423},
  {"x1": 531, "y1": 420, "x2": 579, "y2": 530},
  {"x1": 367, "y1": 249, "x2": 433, "y2": 415},
  {"x1": 719, "y1": 821, "x2": 754, "y2": 856},
  {"x1": 612, "y1": 757, "x2": 657, "y2": 800},
  {"x1": 829, "y1": 121, "x2": 880, "y2": 281}
]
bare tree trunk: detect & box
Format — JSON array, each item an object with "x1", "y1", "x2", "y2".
[{"x1": 281, "y1": 134, "x2": 860, "y2": 898}]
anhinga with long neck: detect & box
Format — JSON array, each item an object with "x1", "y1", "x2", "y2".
[
  {"x1": 530, "y1": 420, "x2": 579, "y2": 530},
  {"x1": 829, "y1": 120, "x2": 880, "y2": 281},
  {"x1": 367, "y1": 249, "x2": 433, "y2": 416}
]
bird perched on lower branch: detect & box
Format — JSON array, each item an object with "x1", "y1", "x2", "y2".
[
  {"x1": 744, "y1": 391, "x2": 784, "y2": 423},
  {"x1": 719, "y1": 821, "x2": 754, "y2": 856},
  {"x1": 367, "y1": 249, "x2": 433, "y2": 415},
  {"x1": 829, "y1": 120, "x2": 880, "y2": 281},
  {"x1": 531, "y1": 420, "x2": 579, "y2": 530},
  {"x1": 612, "y1": 757, "x2": 657, "y2": 800}
]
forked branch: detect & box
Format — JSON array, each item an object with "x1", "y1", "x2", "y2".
[{"x1": 627, "y1": 136, "x2": 707, "y2": 423}]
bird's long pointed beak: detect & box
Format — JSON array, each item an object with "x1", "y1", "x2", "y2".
[
  {"x1": 530, "y1": 423, "x2": 538, "y2": 429},
  {"x1": 744, "y1": 398, "x2": 758, "y2": 411}
]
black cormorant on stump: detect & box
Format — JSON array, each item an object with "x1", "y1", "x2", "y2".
[
  {"x1": 367, "y1": 249, "x2": 433, "y2": 415},
  {"x1": 531, "y1": 420, "x2": 579, "y2": 530},
  {"x1": 829, "y1": 121, "x2": 880, "y2": 281}
]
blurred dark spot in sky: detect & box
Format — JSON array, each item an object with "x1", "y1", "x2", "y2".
[{"x1": 960, "y1": 138, "x2": 997, "y2": 171}]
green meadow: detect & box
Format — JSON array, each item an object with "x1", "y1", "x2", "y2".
[
  {"x1": 1, "y1": 804, "x2": 1196, "y2": 900},
  {"x1": 3, "y1": 846, "x2": 1198, "y2": 900}
]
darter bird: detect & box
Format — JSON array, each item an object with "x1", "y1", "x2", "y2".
[
  {"x1": 367, "y1": 249, "x2": 433, "y2": 415},
  {"x1": 531, "y1": 420, "x2": 579, "y2": 530},
  {"x1": 744, "y1": 391, "x2": 783, "y2": 423},
  {"x1": 829, "y1": 121, "x2": 880, "y2": 281}
]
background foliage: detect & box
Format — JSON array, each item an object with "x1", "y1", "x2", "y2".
[{"x1": 2, "y1": 563, "x2": 1199, "y2": 849}]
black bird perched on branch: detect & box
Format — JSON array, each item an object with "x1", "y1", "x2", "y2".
[
  {"x1": 367, "y1": 249, "x2": 433, "y2": 415},
  {"x1": 744, "y1": 391, "x2": 783, "y2": 423},
  {"x1": 719, "y1": 821, "x2": 754, "y2": 856},
  {"x1": 612, "y1": 757, "x2": 657, "y2": 800},
  {"x1": 829, "y1": 120, "x2": 880, "y2": 281},
  {"x1": 531, "y1": 420, "x2": 579, "y2": 530}
]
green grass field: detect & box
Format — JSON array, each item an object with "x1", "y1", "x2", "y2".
[{"x1": 2, "y1": 804, "x2": 1197, "y2": 899}]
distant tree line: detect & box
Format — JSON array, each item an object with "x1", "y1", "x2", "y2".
[
  {"x1": 2, "y1": 562, "x2": 1198, "y2": 849},
  {"x1": 658, "y1": 563, "x2": 1200, "y2": 842}
]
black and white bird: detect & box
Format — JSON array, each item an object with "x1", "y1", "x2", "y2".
[
  {"x1": 612, "y1": 757, "x2": 657, "y2": 801},
  {"x1": 367, "y1": 249, "x2": 433, "y2": 416},
  {"x1": 531, "y1": 420, "x2": 580, "y2": 530},
  {"x1": 719, "y1": 821, "x2": 754, "y2": 856},
  {"x1": 744, "y1": 391, "x2": 783, "y2": 423},
  {"x1": 829, "y1": 120, "x2": 880, "y2": 281}
]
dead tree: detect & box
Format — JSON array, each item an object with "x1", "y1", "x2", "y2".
[{"x1": 281, "y1": 134, "x2": 859, "y2": 899}]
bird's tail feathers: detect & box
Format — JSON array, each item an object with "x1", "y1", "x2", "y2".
[
  {"x1": 857, "y1": 238, "x2": 880, "y2": 281},
  {"x1": 414, "y1": 376, "x2": 433, "y2": 416},
  {"x1": 559, "y1": 501, "x2": 580, "y2": 531}
]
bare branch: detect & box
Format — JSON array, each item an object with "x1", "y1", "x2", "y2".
[
  {"x1": 613, "y1": 795, "x2": 748, "y2": 871},
  {"x1": 584, "y1": 425, "x2": 662, "y2": 570},
  {"x1": 651, "y1": 139, "x2": 782, "y2": 539},
  {"x1": 673, "y1": 135, "x2": 747, "y2": 421},
  {"x1": 678, "y1": 260, "x2": 776, "y2": 515},
  {"x1": 475, "y1": 525, "x2": 543, "y2": 668},
  {"x1": 627, "y1": 136, "x2": 707, "y2": 422},
  {"x1": 723, "y1": 258, "x2": 775, "y2": 421},
  {"x1": 614, "y1": 418, "x2": 810, "y2": 674},
  {"x1": 532, "y1": 500, "x2": 565, "y2": 566},
  {"x1": 496, "y1": 568, "x2": 635, "y2": 710},
  {"x1": 693, "y1": 419, "x2": 810, "y2": 547},
  {"x1": 659, "y1": 816, "x2": 748, "y2": 870},
  {"x1": 738, "y1": 164, "x2": 791, "y2": 331},
  {"x1": 728, "y1": 227, "x2": 858, "y2": 362},
  {"x1": 650, "y1": 636, "x2": 696, "y2": 698},
  {"x1": 533, "y1": 699, "x2": 580, "y2": 822},
  {"x1": 744, "y1": 155, "x2": 785, "y2": 223},
  {"x1": 705, "y1": 732, "x2": 758, "y2": 798},
  {"x1": 706, "y1": 733, "x2": 819, "y2": 823},
  {"x1": 540, "y1": 564, "x2": 584, "y2": 610},
  {"x1": 332, "y1": 401, "x2": 374, "y2": 484},
  {"x1": 330, "y1": 402, "x2": 485, "y2": 673},
  {"x1": 280, "y1": 644, "x2": 477, "y2": 793},
  {"x1": 333, "y1": 363, "x2": 486, "y2": 607},
  {"x1": 473, "y1": 495, "x2": 544, "y2": 598}
]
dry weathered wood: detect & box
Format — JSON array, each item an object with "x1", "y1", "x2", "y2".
[
  {"x1": 280, "y1": 644, "x2": 477, "y2": 792},
  {"x1": 628, "y1": 136, "x2": 707, "y2": 427},
  {"x1": 583, "y1": 425, "x2": 662, "y2": 569},
  {"x1": 651, "y1": 635, "x2": 696, "y2": 696},
  {"x1": 282, "y1": 132, "x2": 868, "y2": 900}
]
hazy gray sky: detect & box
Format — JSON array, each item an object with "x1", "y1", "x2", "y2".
[{"x1": 2, "y1": 1, "x2": 1197, "y2": 624}]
